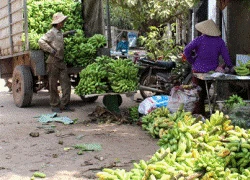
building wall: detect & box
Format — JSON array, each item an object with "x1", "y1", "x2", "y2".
[{"x1": 227, "y1": 1, "x2": 250, "y2": 65}]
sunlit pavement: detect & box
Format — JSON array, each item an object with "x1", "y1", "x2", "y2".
[{"x1": 0, "y1": 79, "x2": 9, "y2": 92}]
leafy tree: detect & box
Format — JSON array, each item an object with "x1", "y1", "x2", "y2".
[
  {"x1": 110, "y1": 0, "x2": 200, "y2": 34},
  {"x1": 105, "y1": 4, "x2": 133, "y2": 30},
  {"x1": 108, "y1": 0, "x2": 200, "y2": 60},
  {"x1": 138, "y1": 25, "x2": 183, "y2": 60}
]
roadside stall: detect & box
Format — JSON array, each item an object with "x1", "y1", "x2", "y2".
[{"x1": 193, "y1": 72, "x2": 250, "y2": 115}]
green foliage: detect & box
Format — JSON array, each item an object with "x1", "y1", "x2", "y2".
[
  {"x1": 104, "y1": 4, "x2": 133, "y2": 30},
  {"x1": 225, "y1": 95, "x2": 250, "y2": 129},
  {"x1": 110, "y1": 0, "x2": 200, "y2": 33},
  {"x1": 138, "y1": 26, "x2": 183, "y2": 60}
]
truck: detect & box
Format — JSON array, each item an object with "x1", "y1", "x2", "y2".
[{"x1": 0, "y1": 0, "x2": 105, "y2": 107}]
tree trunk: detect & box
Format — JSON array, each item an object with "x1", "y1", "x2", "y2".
[{"x1": 83, "y1": 0, "x2": 105, "y2": 37}]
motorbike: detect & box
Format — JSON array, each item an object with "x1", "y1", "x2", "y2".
[{"x1": 137, "y1": 57, "x2": 193, "y2": 99}]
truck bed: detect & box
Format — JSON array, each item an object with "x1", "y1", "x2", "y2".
[{"x1": 0, "y1": 0, "x2": 29, "y2": 59}]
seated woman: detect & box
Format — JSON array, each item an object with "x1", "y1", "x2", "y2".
[{"x1": 116, "y1": 36, "x2": 129, "y2": 54}]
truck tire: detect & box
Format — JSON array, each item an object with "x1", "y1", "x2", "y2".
[
  {"x1": 80, "y1": 95, "x2": 98, "y2": 103},
  {"x1": 12, "y1": 65, "x2": 33, "y2": 107}
]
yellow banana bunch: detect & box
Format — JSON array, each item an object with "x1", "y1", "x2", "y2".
[{"x1": 97, "y1": 110, "x2": 250, "y2": 180}]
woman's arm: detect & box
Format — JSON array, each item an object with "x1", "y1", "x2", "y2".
[
  {"x1": 183, "y1": 37, "x2": 199, "y2": 64},
  {"x1": 220, "y1": 40, "x2": 233, "y2": 68}
]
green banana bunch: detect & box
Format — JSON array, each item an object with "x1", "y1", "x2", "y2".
[
  {"x1": 75, "y1": 56, "x2": 140, "y2": 95},
  {"x1": 75, "y1": 62, "x2": 108, "y2": 95},
  {"x1": 245, "y1": 60, "x2": 250, "y2": 68},
  {"x1": 225, "y1": 94, "x2": 246, "y2": 110},
  {"x1": 194, "y1": 153, "x2": 225, "y2": 178},
  {"x1": 128, "y1": 106, "x2": 140, "y2": 123},
  {"x1": 235, "y1": 60, "x2": 250, "y2": 76},
  {"x1": 95, "y1": 56, "x2": 112, "y2": 67},
  {"x1": 96, "y1": 168, "x2": 132, "y2": 180},
  {"x1": 87, "y1": 34, "x2": 107, "y2": 48},
  {"x1": 141, "y1": 107, "x2": 171, "y2": 138},
  {"x1": 107, "y1": 59, "x2": 139, "y2": 93}
]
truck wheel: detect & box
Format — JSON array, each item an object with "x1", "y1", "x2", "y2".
[
  {"x1": 80, "y1": 95, "x2": 98, "y2": 103},
  {"x1": 12, "y1": 65, "x2": 33, "y2": 107}
]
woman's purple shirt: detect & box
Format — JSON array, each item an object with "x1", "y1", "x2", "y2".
[{"x1": 184, "y1": 35, "x2": 233, "y2": 73}]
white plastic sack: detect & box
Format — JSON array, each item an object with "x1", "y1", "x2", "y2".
[
  {"x1": 138, "y1": 95, "x2": 169, "y2": 115},
  {"x1": 167, "y1": 86, "x2": 200, "y2": 113}
]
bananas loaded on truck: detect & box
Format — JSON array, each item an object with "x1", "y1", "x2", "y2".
[{"x1": 27, "y1": 0, "x2": 106, "y2": 68}]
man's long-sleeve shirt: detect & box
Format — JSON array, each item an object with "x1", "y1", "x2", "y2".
[{"x1": 38, "y1": 27, "x2": 64, "y2": 62}]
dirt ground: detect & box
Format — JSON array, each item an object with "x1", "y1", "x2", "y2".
[{"x1": 0, "y1": 79, "x2": 159, "y2": 180}]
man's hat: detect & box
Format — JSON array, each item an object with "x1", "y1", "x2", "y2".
[
  {"x1": 195, "y1": 19, "x2": 221, "y2": 36},
  {"x1": 51, "y1": 12, "x2": 68, "y2": 25}
]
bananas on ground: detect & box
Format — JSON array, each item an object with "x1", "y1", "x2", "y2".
[{"x1": 97, "y1": 110, "x2": 250, "y2": 179}]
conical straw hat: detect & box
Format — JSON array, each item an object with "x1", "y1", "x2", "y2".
[
  {"x1": 51, "y1": 12, "x2": 68, "y2": 25},
  {"x1": 195, "y1": 19, "x2": 221, "y2": 36}
]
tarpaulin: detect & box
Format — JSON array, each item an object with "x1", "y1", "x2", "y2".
[{"x1": 35, "y1": 113, "x2": 74, "y2": 125}]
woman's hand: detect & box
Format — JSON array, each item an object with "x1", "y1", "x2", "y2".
[{"x1": 181, "y1": 53, "x2": 187, "y2": 62}]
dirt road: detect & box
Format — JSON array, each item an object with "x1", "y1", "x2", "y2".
[{"x1": 0, "y1": 79, "x2": 159, "y2": 180}]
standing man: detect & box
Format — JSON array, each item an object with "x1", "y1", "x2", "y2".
[{"x1": 39, "y1": 12, "x2": 74, "y2": 113}]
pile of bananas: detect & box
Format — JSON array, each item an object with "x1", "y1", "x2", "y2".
[
  {"x1": 141, "y1": 106, "x2": 195, "y2": 138},
  {"x1": 108, "y1": 59, "x2": 139, "y2": 93},
  {"x1": 96, "y1": 110, "x2": 250, "y2": 179},
  {"x1": 75, "y1": 62, "x2": 108, "y2": 95},
  {"x1": 235, "y1": 60, "x2": 250, "y2": 76},
  {"x1": 75, "y1": 56, "x2": 139, "y2": 95}
]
